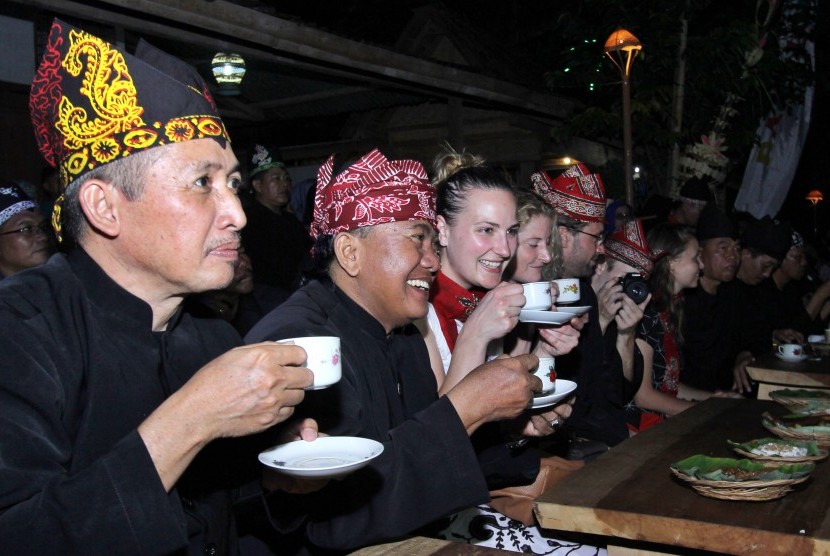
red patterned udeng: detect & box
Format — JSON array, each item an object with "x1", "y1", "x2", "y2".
[
  {"x1": 530, "y1": 163, "x2": 607, "y2": 223},
  {"x1": 603, "y1": 218, "x2": 655, "y2": 278},
  {"x1": 310, "y1": 149, "x2": 436, "y2": 239}
]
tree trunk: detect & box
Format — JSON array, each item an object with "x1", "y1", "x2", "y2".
[{"x1": 667, "y1": 3, "x2": 689, "y2": 197}]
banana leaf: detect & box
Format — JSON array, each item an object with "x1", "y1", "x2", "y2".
[
  {"x1": 671, "y1": 455, "x2": 814, "y2": 482},
  {"x1": 783, "y1": 403, "x2": 830, "y2": 417},
  {"x1": 766, "y1": 413, "x2": 830, "y2": 432}
]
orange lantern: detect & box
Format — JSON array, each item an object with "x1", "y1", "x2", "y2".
[{"x1": 806, "y1": 189, "x2": 824, "y2": 205}]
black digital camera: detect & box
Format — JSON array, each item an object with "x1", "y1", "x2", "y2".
[{"x1": 618, "y1": 272, "x2": 649, "y2": 304}]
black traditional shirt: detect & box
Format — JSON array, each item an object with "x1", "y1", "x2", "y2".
[
  {"x1": 0, "y1": 249, "x2": 244, "y2": 554},
  {"x1": 549, "y1": 280, "x2": 634, "y2": 447},
  {"x1": 682, "y1": 282, "x2": 739, "y2": 391},
  {"x1": 731, "y1": 278, "x2": 810, "y2": 358},
  {"x1": 245, "y1": 279, "x2": 489, "y2": 552},
  {"x1": 242, "y1": 201, "x2": 310, "y2": 292}
]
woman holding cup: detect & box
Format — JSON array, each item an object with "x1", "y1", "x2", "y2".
[
  {"x1": 420, "y1": 149, "x2": 580, "y2": 397},
  {"x1": 503, "y1": 191, "x2": 554, "y2": 286},
  {"x1": 502, "y1": 191, "x2": 582, "y2": 361},
  {"x1": 420, "y1": 148, "x2": 524, "y2": 392},
  {"x1": 421, "y1": 149, "x2": 592, "y2": 553}
]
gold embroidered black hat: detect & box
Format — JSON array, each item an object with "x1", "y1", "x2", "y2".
[{"x1": 29, "y1": 19, "x2": 230, "y2": 239}]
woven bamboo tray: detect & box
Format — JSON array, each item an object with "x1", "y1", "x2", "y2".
[
  {"x1": 777, "y1": 403, "x2": 830, "y2": 416},
  {"x1": 762, "y1": 414, "x2": 830, "y2": 447},
  {"x1": 670, "y1": 468, "x2": 810, "y2": 501},
  {"x1": 769, "y1": 389, "x2": 830, "y2": 414},
  {"x1": 732, "y1": 446, "x2": 829, "y2": 464}
]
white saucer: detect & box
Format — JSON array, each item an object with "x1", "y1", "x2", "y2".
[
  {"x1": 556, "y1": 305, "x2": 591, "y2": 316},
  {"x1": 258, "y1": 436, "x2": 384, "y2": 478},
  {"x1": 519, "y1": 310, "x2": 573, "y2": 325},
  {"x1": 776, "y1": 353, "x2": 808, "y2": 363},
  {"x1": 530, "y1": 379, "x2": 577, "y2": 409}
]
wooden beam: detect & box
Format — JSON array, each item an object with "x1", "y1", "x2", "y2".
[
  {"x1": 253, "y1": 86, "x2": 373, "y2": 110},
  {"x1": 215, "y1": 95, "x2": 266, "y2": 121},
  {"x1": 15, "y1": 0, "x2": 574, "y2": 121}
]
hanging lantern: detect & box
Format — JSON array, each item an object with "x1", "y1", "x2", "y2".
[
  {"x1": 806, "y1": 189, "x2": 824, "y2": 205},
  {"x1": 211, "y1": 52, "x2": 246, "y2": 95}
]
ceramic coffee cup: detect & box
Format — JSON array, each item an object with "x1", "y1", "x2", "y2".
[
  {"x1": 552, "y1": 278, "x2": 580, "y2": 304},
  {"x1": 533, "y1": 357, "x2": 557, "y2": 394},
  {"x1": 522, "y1": 281, "x2": 552, "y2": 311},
  {"x1": 778, "y1": 343, "x2": 803, "y2": 358},
  {"x1": 279, "y1": 336, "x2": 342, "y2": 389}
]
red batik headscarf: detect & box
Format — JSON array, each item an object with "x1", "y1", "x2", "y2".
[{"x1": 310, "y1": 149, "x2": 436, "y2": 240}]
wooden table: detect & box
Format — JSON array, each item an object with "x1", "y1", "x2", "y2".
[
  {"x1": 534, "y1": 398, "x2": 830, "y2": 555},
  {"x1": 746, "y1": 352, "x2": 830, "y2": 400}
]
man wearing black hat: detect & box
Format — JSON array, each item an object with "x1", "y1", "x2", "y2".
[
  {"x1": 682, "y1": 203, "x2": 741, "y2": 391},
  {"x1": 731, "y1": 216, "x2": 792, "y2": 392},
  {"x1": 0, "y1": 21, "x2": 313, "y2": 554},
  {"x1": 667, "y1": 177, "x2": 714, "y2": 227},
  {"x1": 736, "y1": 217, "x2": 791, "y2": 287},
  {"x1": 769, "y1": 231, "x2": 830, "y2": 334},
  {"x1": 0, "y1": 182, "x2": 55, "y2": 278},
  {"x1": 743, "y1": 230, "x2": 830, "y2": 357}
]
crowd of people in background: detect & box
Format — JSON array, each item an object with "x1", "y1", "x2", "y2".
[{"x1": 3, "y1": 18, "x2": 830, "y2": 556}]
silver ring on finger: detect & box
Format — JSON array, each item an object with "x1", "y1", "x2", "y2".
[{"x1": 547, "y1": 416, "x2": 561, "y2": 428}]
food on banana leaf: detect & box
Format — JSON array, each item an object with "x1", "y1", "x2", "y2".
[
  {"x1": 728, "y1": 438, "x2": 820, "y2": 458},
  {"x1": 671, "y1": 454, "x2": 814, "y2": 482}
]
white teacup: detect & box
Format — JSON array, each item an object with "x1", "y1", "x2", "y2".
[
  {"x1": 552, "y1": 278, "x2": 580, "y2": 304},
  {"x1": 533, "y1": 357, "x2": 557, "y2": 394},
  {"x1": 778, "y1": 343, "x2": 803, "y2": 358},
  {"x1": 279, "y1": 336, "x2": 342, "y2": 389},
  {"x1": 522, "y1": 281, "x2": 552, "y2": 310}
]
